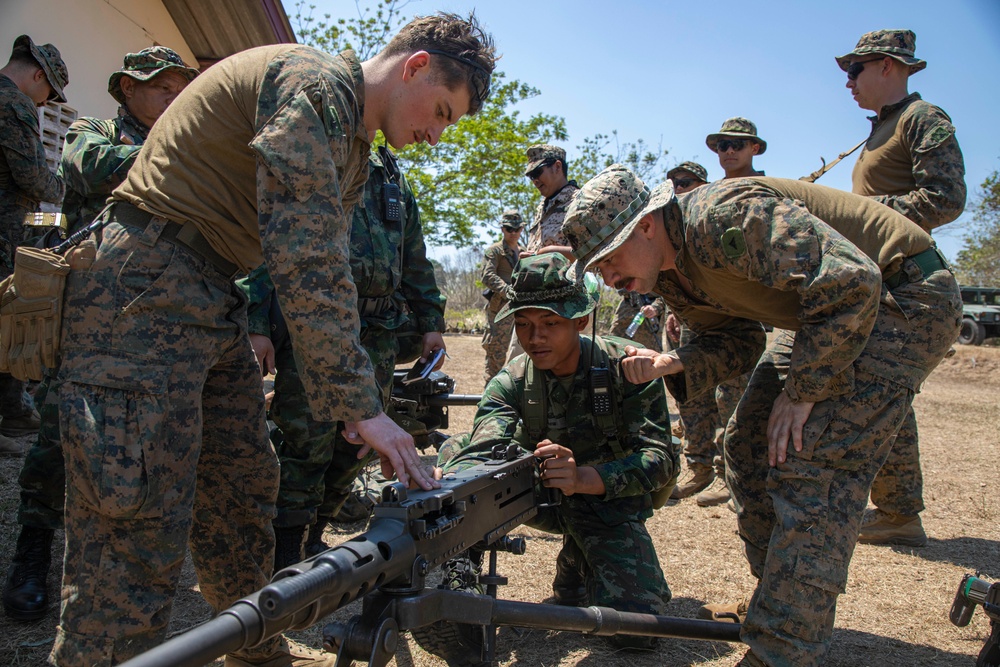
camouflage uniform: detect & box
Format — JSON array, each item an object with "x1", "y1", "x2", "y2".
[
  {"x1": 563, "y1": 168, "x2": 962, "y2": 667},
  {"x1": 440, "y1": 254, "x2": 678, "y2": 617},
  {"x1": 609, "y1": 291, "x2": 665, "y2": 352},
  {"x1": 840, "y1": 30, "x2": 967, "y2": 530},
  {"x1": 480, "y1": 213, "x2": 523, "y2": 383},
  {"x1": 523, "y1": 144, "x2": 578, "y2": 253},
  {"x1": 241, "y1": 147, "x2": 445, "y2": 529},
  {"x1": 0, "y1": 37, "x2": 67, "y2": 426},
  {"x1": 52, "y1": 46, "x2": 376, "y2": 665}
]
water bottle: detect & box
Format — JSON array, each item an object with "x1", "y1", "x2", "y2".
[{"x1": 625, "y1": 312, "x2": 644, "y2": 337}]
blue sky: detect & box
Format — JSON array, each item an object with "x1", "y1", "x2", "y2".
[{"x1": 309, "y1": 0, "x2": 1000, "y2": 260}]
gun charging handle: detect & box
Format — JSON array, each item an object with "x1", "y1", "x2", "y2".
[
  {"x1": 950, "y1": 573, "x2": 994, "y2": 627},
  {"x1": 534, "y1": 454, "x2": 563, "y2": 509}
]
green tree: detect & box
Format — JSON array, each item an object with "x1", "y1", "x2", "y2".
[
  {"x1": 954, "y1": 169, "x2": 1000, "y2": 287},
  {"x1": 572, "y1": 130, "x2": 671, "y2": 185}
]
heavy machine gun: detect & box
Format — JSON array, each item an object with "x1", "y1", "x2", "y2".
[
  {"x1": 119, "y1": 447, "x2": 742, "y2": 667},
  {"x1": 389, "y1": 369, "x2": 480, "y2": 450}
]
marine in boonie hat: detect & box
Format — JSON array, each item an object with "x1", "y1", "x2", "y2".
[
  {"x1": 667, "y1": 161, "x2": 708, "y2": 183},
  {"x1": 706, "y1": 117, "x2": 767, "y2": 154},
  {"x1": 561, "y1": 164, "x2": 675, "y2": 283},
  {"x1": 836, "y1": 29, "x2": 926, "y2": 75},
  {"x1": 495, "y1": 252, "x2": 597, "y2": 322},
  {"x1": 13, "y1": 35, "x2": 68, "y2": 103},
  {"x1": 500, "y1": 209, "x2": 524, "y2": 229},
  {"x1": 108, "y1": 46, "x2": 199, "y2": 104},
  {"x1": 524, "y1": 144, "x2": 567, "y2": 175}
]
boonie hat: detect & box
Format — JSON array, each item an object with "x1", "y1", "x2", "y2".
[
  {"x1": 13, "y1": 35, "x2": 68, "y2": 103},
  {"x1": 525, "y1": 144, "x2": 566, "y2": 175},
  {"x1": 495, "y1": 253, "x2": 597, "y2": 322},
  {"x1": 561, "y1": 164, "x2": 676, "y2": 283},
  {"x1": 667, "y1": 161, "x2": 708, "y2": 183},
  {"x1": 706, "y1": 117, "x2": 766, "y2": 155},
  {"x1": 836, "y1": 29, "x2": 926, "y2": 75},
  {"x1": 500, "y1": 209, "x2": 524, "y2": 229},
  {"x1": 108, "y1": 46, "x2": 199, "y2": 105}
]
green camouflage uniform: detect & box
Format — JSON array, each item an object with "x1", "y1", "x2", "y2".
[
  {"x1": 241, "y1": 148, "x2": 445, "y2": 528},
  {"x1": 480, "y1": 238, "x2": 521, "y2": 383},
  {"x1": 609, "y1": 291, "x2": 665, "y2": 352},
  {"x1": 52, "y1": 46, "x2": 375, "y2": 665},
  {"x1": 844, "y1": 32, "x2": 966, "y2": 523},
  {"x1": 563, "y1": 168, "x2": 962, "y2": 667}
]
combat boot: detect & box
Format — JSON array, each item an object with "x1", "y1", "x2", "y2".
[
  {"x1": 696, "y1": 476, "x2": 731, "y2": 507},
  {"x1": 304, "y1": 516, "x2": 331, "y2": 558},
  {"x1": 0, "y1": 409, "x2": 41, "y2": 437},
  {"x1": 544, "y1": 537, "x2": 588, "y2": 606},
  {"x1": 3, "y1": 525, "x2": 54, "y2": 621},
  {"x1": 670, "y1": 462, "x2": 714, "y2": 499},
  {"x1": 0, "y1": 432, "x2": 25, "y2": 455},
  {"x1": 225, "y1": 637, "x2": 337, "y2": 667},
  {"x1": 273, "y1": 525, "x2": 306, "y2": 572},
  {"x1": 857, "y1": 509, "x2": 928, "y2": 547},
  {"x1": 440, "y1": 549, "x2": 484, "y2": 595},
  {"x1": 697, "y1": 595, "x2": 750, "y2": 623}
]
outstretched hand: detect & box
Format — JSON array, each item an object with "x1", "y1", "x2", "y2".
[{"x1": 342, "y1": 412, "x2": 439, "y2": 490}]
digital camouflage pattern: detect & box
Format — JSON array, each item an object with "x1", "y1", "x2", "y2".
[
  {"x1": 500, "y1": 208, "x2": 524, "y2": 228},
  {"x1": 14, "y1": 35, "x2": 69, "y2": 103},
  {"x1": 107, "y1": 46, "x2": 198, "y2": 105},
  {"x1": 609, "y1": 291, "x2": 665, "y2": 352},
  {"x1": 667, "y1": 161, "x2": 709, "y2": 183},
  {"x1": 523, "y1": 143, "x2": 566, "y2": 175},
  {"x1": 852, "y1": 93, "x2": 966, "y2": 230},
  {"x1": 836, "y1": 29, "x2": 926, "y2": 74},
  {"x1": 58, "y1": 107, "x2": 149, "y2": 234},
  {"x1": 526, "y1": 181, "x2": 579, "y2": 254},
  {"x1": 241, "y1": 148, "x2": 445, "y2": 527},
  {"x1": 706, "y1": 117, "x2": 767, "y2": 154},
  {"x1": 439, "y1": 334, "x2": 678, "y2": 614},
  {"x1": 51, "y1": 46, "x2": 377, "y2": 665},
  {"x1": 480, "y1": 239, "x2": 521, "y2": 384}
]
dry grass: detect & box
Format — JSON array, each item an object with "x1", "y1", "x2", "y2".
[{"x1": 1, "y1": 335, "x2": 997, "y2": 666}]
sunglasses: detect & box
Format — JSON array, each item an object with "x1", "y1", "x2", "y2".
[
  {"x1": 846, "y1": 58, "x2": 885, "y2": 81},
  {"x1": 502, "y1": 226, "x2": 521, "y2": 232},
  {"x1": 671, "y1": 178, "x2": 698, "y2": 189},
  {"x1": 526, "y1": 161, "x2": 554, "y2": 180},
  {"x1": 716, "y1": 138, "x2": 747, "y2": 153}
]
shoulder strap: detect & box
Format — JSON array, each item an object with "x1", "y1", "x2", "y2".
[{"x1": 585, "y1": 336, "x2": 627, "y2": 459}]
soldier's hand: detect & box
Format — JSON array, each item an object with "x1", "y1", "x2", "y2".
[
  {"x1": 766, "y1": 391, "x2": 815, "y2": 467},
  {"x1": 640, "y1": 304, "x2": 657, "y2": 318},
  {"x1": 665, "y1": 313, "x2": 681, "y2": 343},
  {"x1": 420, "y1": 332, "x2": 446, "y2": 370},
  {"x1": 621, "y1": 346, "x2": 683, "y2": 383},
  {"x1": 343, "y1": 412, "x2": 439, "y2": 490},
  {"x1": 249, "y1": 334, "x2": 275, "y2": 376},
  {"x1": 534, "y1": 441, "x2": 605, "y2": 496}
]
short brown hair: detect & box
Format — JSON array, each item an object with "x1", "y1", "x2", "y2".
[{"x1": 383, "y1": 12, "x2": 497, "y2": 114}]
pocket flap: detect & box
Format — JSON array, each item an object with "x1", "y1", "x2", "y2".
[{"x1": 59, "y1": 352, "x2": 170, "y2": 395}]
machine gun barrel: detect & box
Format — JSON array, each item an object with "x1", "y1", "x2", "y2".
[{"x1": 423, "y1": 393, "x2": 481, "y2": 407}]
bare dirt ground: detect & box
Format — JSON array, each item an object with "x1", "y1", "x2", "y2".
[{"x1": 1, "y1": 334, "x2": 997, "y2": 666}]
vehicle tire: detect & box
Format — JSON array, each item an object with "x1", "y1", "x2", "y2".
[
  {"x1": 958, "y1": 318, "x2": 986, "y2": 346},
  {"x1": 410, "y1": 621, "x2": 489, "y2": 667}
]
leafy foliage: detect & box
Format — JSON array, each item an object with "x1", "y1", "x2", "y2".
[
  {"x1": 572, "y1": 130, "x2": 671, "y2": 185},
  {"x1": 954, "y1": 169, "x2": 1000, "y2": 287}
]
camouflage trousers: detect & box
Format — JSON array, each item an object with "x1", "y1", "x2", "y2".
[
  {"x1": 482, "y1": 304, "x2": 513, "y2": 386},
  {"x1": 272, "y1": 324, "x2": 396, "y2": 526},
  {"x1": 726, "y1": 266, "x2": 961, "y2": 667},
  {"x1": 51, "y1": 218, "x2": 280, "y2": 666},
  {"x1": 676, "y1": 323, "x2": 750, "y2": 473},
  {"x1": 610, "y1": 299, "x2": 662, "y2": 352},
  {"x1": 16, "y1": 371, "x2": 64, "y2": 529},
  {"x1": 869, "y1": 405, "x2": 923, "y2": 516}
]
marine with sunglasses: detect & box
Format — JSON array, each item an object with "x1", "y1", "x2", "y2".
[
  {"x1": 839, "y1": 29, "x2": 966, "y2": 549},
  {"x1": 521, "y1": 144, "x2": 579, "y2": 258},
  {"x1": 708, "y1": 117, "x2": 766, "y2": 179}
]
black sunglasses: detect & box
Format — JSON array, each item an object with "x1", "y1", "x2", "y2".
[
  {"x1": 526, "y1": 161, "x2": 554, "y2": 180},
  {"x1": 716, "y1": 138, "x2": 747, "y2": 153},
  {"x1": 502, "y1": 225, "x2": 521, "y2": 232},
  {"x1": 671, "y1": 178, "x2": 697, "y2": 189},
  {"x1": 846, "y1": 58, "x2": 885, "y2": 81}
]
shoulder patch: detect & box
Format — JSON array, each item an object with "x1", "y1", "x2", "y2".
[{"x1": 721, "y1": 227, "x2": 747, "y2": 259}]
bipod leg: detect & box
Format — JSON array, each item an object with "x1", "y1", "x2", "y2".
[
  {"x1": 477, "y1": 536, "x2": 525, "y2": 663},
  {"x1": 324, "y1": 593, "x2": 400, "y2": 667}
]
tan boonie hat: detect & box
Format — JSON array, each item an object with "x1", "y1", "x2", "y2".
[
  {"x1": 108, "y1": 46, "x2": 199, "y2": 105},
  {"x1": 561, "y1": 164, "x2": 675, "y2": 283},
  {"x1": 706, "y1": 117, "x2": 766, "y2": 155},
  {"x1": 13, "y1": 35, "x2": 68, "y2": 103},
  {"x1": 667, "y1": 161, "x2": 708, "y2": 183},
  {"x1": 836, "y1": 29, "x2": 926, "y2": 75},
  {"x1": 500, "y1": 209, "x2": 524, "y2": 229},
  {"x1": 495, "y1": 252, "x2": 597, "y2": 322},
  {"x1": 525, "y1": 144, "x2": 566, "y2": 175}
]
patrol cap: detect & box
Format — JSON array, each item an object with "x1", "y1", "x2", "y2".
[
  {"x1": 667, "y1": 161, "x2": 708, "y2": 183},
  {"x1": 500, "y1": 209, "x2": 524, "y2": 229},
  {"x1": 108, "y1": 46, "x2": 199, "y2": 104},
  {"x1": 495, "y1": 252, "x2": 597, "y2": 322},
  {"x1": 706, "y1": 117, "x2": 766, "y2": 155},
  {"x1": 525, "y1": 144, "x2": 566, "y2": 175},
  {"x1": 836, "y1": 29, "x2": 926, "y2": 75},
  {"x1": 561, "y1": 164, "x2": 676, "y2": 283},
  {"x1": 12, "y1": 35, "x2": 68, "y2": 103}
]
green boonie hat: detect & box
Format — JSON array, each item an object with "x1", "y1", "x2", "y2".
[
  {"x1": 561, "y1": 164, "x2": 675, "y2": 283},
  {"x1": 525, "y1": 144, "x2": 566, "y2": 175},
  {"x1": 836, "y1": 29, "x2": 926, "y2": 75},
  {"x1": 706, "y1": 117, "x2": 766, "y2": 155},
  {"x1": 500, "y1": 209, "x2": 524, "y2": 229},
  {"x1": 108, "y1": 46, "x2": 199, "y2": 105},
  {"x1": 667, "y1": 161, "x2": 708, "y2": 183},
  {"x1": 13, "y1": 35, "x2": 68, "y2": 103},
  {"x1": 495, "y1": 252, "x2": 597, "y2": 322}
]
